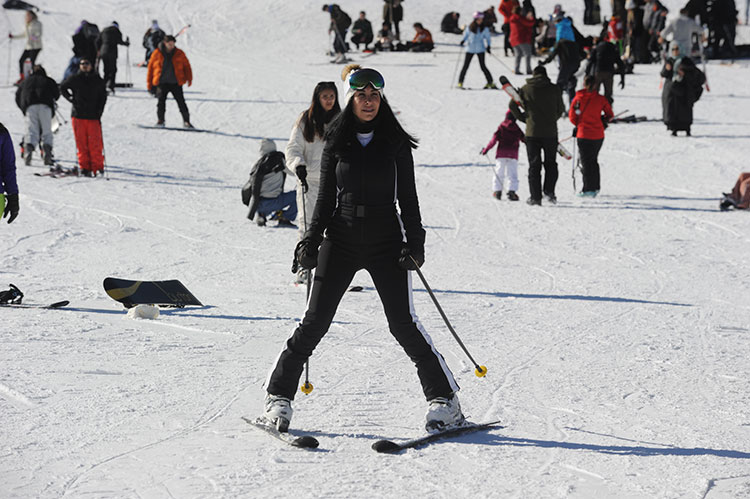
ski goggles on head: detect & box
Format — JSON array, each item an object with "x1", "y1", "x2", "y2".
[{"x1": 348, "y1": 68, "x2": 385, "y2": 91}]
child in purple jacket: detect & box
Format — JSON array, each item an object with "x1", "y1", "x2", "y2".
[
  {"x1": 1, "y1": 123, "x2": 19, "y2": 224},
  {"x1": 481, "y1": 110, "x2": 525, "y2": 201}
]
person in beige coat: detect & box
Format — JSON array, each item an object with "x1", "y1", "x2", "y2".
[
  {"x1": 9, "y1": 10, "x2": 42, "y2": 84},
  {"x1": 285, "y1": 81, "x2": 340, "y2": 283}
]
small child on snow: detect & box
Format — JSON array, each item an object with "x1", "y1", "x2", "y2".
[
  {"x1": 481, "y1": 110, "x2": 525, "y2": 200},
  {"x1": 242, "y1": 138, "x2": 297, "y2": 227}
]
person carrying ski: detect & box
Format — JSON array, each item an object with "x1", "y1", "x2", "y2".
[
  {"x1": 509, "y1": 65, "x2": 565, "y2": 205},
  {"x1": 457, "y1": 12, "x2": 496, "y2": 89},
  {"x1": 243, "y1": 139, "x2": 297, "y2": 227},
  {"x1": 285, "y1": 81, "x2": 341, "y2": 284},
  {"x1": 509, "y1": 6, "x2": 536, "y2": 75},
  {"x1": 569, "y1": 74, "x2": 614, "y2": 196},
  {"x1": 540, "y1": 37, "x2": 582, "y2": 106},
  {"x1": 261, "y1": 65, "x2": 463, "y2": 434},
  {"x1": 0, "y1": 123, "x2": 19, "y2": 224},
  {"x1": 142, "y1": 20, "x2": 165, "y2": 64},
  {"x1": 351, "y1": 11, "x2": 374, "y2": 51},
  {"x1": 15, "y1": 64, "x2": 59, "y2": 167},
  {"x1": 323, "y1": 4, "x2": 352, "y2": 64},
  {"x1": 147, "y1": 35, "x2": 193, "y2": 128},
  {"x1": 720, "y1": 172, "x2": 750, "y2": 211},
  {"x1": 8, "y1": 10, "x2": 42, "y2": 85},
  {"x1": 585, "y1": 35, "x2": 626, "y2": 104},
  {"x1": 481, "y1": 109, "x2": 525, "y2": 201},
  {"x1": 60, "y1": 58, "x2": 107, "y2": 177},
  {"x1": 96, "y1": 21, "x2": 130, "y2": 94}
]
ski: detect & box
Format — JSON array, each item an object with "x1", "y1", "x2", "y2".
[
  {"x1": 34, "y1": 166, "x2": 78, "y2": 178},
  {"x1": 372, "y1": 420, "x2": 504, "y2": 454},
  {"x1": 136, "y1": 124, "x2": 214, "y2": 133},
  {"x1": 498, "y1": 75, "x2": 572, "y2": 160},
  {"x1": 242, "y1": 416, "x2": 320, "y2": 449},
  {"x1": 0, "y1": 300, "x2": 69, "y2": 309}
]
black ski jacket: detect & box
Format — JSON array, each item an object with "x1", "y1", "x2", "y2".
[
  {"x1": 15, "y1": 71, "x2": 59, "y2": 113},
  {"x1": 60, "y1": 71, "x2": 107, "y2": 120},
  {"x1": 586, "y1": 40, "x2": 626, "y2": 76},
  {"x1": 96, "y1": 26, "x2": 129, "y2": 57},
  {"x1": 309, "y1": 133, "x2": 425, "y2": 258}
]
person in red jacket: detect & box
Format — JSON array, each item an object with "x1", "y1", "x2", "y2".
[
  {"x1": 499, "y1": 0, "x2": 519, "y2": 56},
  {"x1": 509, "y1": 6, "x2": 536, "y2": 74},
  {"x1": 147, "y1": 35, "x2": 193, "y2": 128},
  {"x1": 569, "y1": 75, "x2": 613, "y2": 197}
]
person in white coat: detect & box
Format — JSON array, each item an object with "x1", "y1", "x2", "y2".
[
  {"x1": 659, "y1": 8, "x2": 703, "y2": 57},
  {"x1": 285, "y1": 81, "x2": 341, "y2": 283},
  {"x1": 9, "y1": 10, "x2": 43, "y2": 85}
]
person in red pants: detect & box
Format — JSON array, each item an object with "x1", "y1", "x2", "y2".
[{"x1": 60, "y1": 58, "x2": 108, "y2": 176}]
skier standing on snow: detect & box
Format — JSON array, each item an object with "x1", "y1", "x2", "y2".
[
  {"x1": 457, "y1": 12, "x2": 496, "y2": 89},
  {"x1": 147, "y1": 35, "x2": 193, "y2": 128},
  {"x1": 540, "y1": 37, "x2": 581, "y2": 106},
  {"x1": 96, "y1": 21, "x2": 130, "y2": 94},
  {"x1": 509, "y1": 65, "x2": 565, "y2": 205},
  {"x1": 15, "y1": 64, "x2": 59, "y2": 167},
  {"x1": 0, "y1": 123, "x2": 19, "y2": 224},
  {"x1": 8, "y1": 10, "x2": 42, "y2": 85},
  {"x1": 481, "y1": 109, "x2": 525, "y2": 201},
  {"x1": 285, "y1": 81, "x2": 341, "y2": 284},
  {"x1": 243, "y1": 139, "x2": 297, "y2": 227},
  {"x1": 262, "y1": 65, "x2": 463, "y2": 434},
  {"x1": 142, "y1": 20, "x2": 165, "y2": 65},
  {"x1": 509, "y1": 6, "x2": 536, "y2": 75},
  {"x1": 323, "y1": 4, "x2": 352, "y2": 64},
  {"x1": 569, "y1": 74, "x2": 614, "y2": 196},
  {"x1": 383, "y1": 0, "x2": 404, "y2": 40},
  {"x1": 585, "y1": 35, "x2": 626, "y2": 104},
  {"x1": 60, "y1": 58, "x2": 107, "y2": 177}
]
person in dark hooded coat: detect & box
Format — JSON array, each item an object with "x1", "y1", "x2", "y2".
[{"x1": 663, "y1": 56, "x2": 705, "y2": 136}]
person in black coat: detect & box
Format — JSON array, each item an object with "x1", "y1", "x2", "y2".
[
  {"x1": 351, "y1": 11, "x2": 374, "y2": 50},
  {"x1": 540, "y1": 38, "x2": 581, "y2": 106},
  {"x1": 662, "y1": 55, "x2": 705, "y2": 136},
  {"x1": 15, "y1": 65, "x2": 59, "y2": 165},
  {"x1": 60, "y1": 59, "x2": 107, "y2": 176},
  {"x1": 96, "y1": 22, "x2": 130, "y2": 93},
  {"x1": 441, "y1": 11, "x2": 463, "y2": 34},
  {"x1": 261, "y1": 65, "x2": 463, "y2": 434},
  {"x1": 585, "y1": 36, "x2": 626, "y2": 103}
]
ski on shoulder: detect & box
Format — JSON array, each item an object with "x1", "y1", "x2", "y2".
[
  {"x1": 372, "y1": 420, "x2": 504, "y2": 454},
  {"x1": 242, "y1": 416, "x2": 320, "y2": 449}
]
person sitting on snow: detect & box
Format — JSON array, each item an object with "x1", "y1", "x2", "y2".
[
  {"x1": 720, "y1": 172, "x2": 750, "y2": 211},
  {"x1": 243, "y1": 139, "x2": 297, "y2": 227}
]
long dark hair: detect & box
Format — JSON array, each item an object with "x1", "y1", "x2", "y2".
[
  {"x1": 325, "y1": 95, "x2": 418, "y2": 152},
  {"x1": 301, "y1": 81, "x2": 340, "y2": 143}
]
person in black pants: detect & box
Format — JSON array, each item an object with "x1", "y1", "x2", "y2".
[
  {"x1": 261, "y1": 65, "x2": 463, "y2": 434},
  {"x1": 96, "y1": 22, "x2": 130, "y2": 94}
]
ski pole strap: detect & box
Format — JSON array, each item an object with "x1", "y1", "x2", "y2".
[{"x1": 409, "y1": 256, "x2": 481, "y2": 370}]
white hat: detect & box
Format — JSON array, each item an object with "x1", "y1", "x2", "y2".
[{"x1": 341, "y1": 64, "x2": 385, "y2": 107}]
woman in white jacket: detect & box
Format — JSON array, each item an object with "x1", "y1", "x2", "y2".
[
  {"x1": 10, "y1": 10, "x2": 43, "y2": 84},
  {"x1": 285, "y1": 81, "x2": 340, "y2": 282}
]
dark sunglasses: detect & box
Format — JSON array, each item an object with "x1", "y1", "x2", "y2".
[
  {"x1": 348, "y1": 68, "x2": 385, "y2": 91},
  {"x1": 79, "y1": 61, "x2": 92, "y2": 66}
]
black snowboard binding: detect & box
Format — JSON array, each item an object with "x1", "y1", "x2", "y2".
[{"x1": 0, "y1": 284, "x2": 24, "y2": 304}]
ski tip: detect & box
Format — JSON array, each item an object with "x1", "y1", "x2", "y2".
[
  {"x1": 49, "y1": 300, "x2": 69, "y2": 308},
  {"x1": 499, "y1": 75, "x2": 510, "y2": 85},
  {"x1": 292, "y1": 436, "x2": 320, "y2": 448},
  {"x1": 348, "y1": 285, "x2": 364, "y2": 292},
  {"x1": 372, "y1": 439, "x2": 402, "y2": 453}
]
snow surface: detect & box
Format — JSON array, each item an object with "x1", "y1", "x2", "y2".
[{"x1": 2, "y1": 0, "x2": 750, "y2": 497}]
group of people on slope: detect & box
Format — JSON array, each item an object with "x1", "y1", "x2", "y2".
[{"x1": 8, "y1": 9, "x2": 193, "y2": 177}]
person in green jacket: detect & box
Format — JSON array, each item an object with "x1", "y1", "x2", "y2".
[{"x1": 509, "y1": 65, "x2": 565, "y2": 205}]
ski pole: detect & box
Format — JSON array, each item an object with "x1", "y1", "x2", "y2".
[
  {"x1": 488, "y1": 50, "x2": 515, "y2": 74},
  {"x1": 408, "y1": 256, "x2": 487, "y2": 378},
  {"x1": 299, "y1": 183, "x2": 313, "y2": 395},
  {"x1": 571, "y1": 134, "x2": 577, "y2": 193},
  {"x1": 483, "y1": 154, "x2": 506, "y2": 191},
  {"x1": 450, "y1": 46, "x2": 464, "y2": 89}
]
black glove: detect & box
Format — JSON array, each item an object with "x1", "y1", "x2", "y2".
[
  {"x1": 459, "y1": 40, "x2": 465, "y2": 46},
  {"x1": 486, "y1": 46, "x2": 491, "y2": 54},
  {"x1": 292, "y1": 235, "x2": 322, "y2": 272},
  {"x1": 398, "y1": 247, "x2": 424, "y2": 271},
  {"x1": 619, "y1": 78, "x2": 625, "y2": 90},
  {"x1": 296, "y1": 164, "x2": 309, "y2": 193},
  {"x1": 3, "y1": 193, "x2": 18, "y2": 224}
]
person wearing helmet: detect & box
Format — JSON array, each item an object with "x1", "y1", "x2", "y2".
[{"x1": 457, "y1": 12, "x2": 496, "y2": 89}]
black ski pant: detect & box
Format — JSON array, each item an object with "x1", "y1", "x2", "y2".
[
  {"x1": 100, "y1": 53, "x2": 118, "y2": 90},
  {"x1": 557, "y1": 64, "x2": 579, "y2": 106},
  {"x1": 18, "y1": 48, "x2": 40, "y2": 75},
  {"x1": 577, "y1": 138, "x2": 603, "y2": 193},
  {"x1": 265, "y1": 232, "x2": 459, "y2": 401},
  {"x1": 458, "y1": 52, "x2": 493, "y2": 85},
  {"x1": 525, "y1": 136, "x2": 559, "y2": 201},
  {"x1": 156, "y1": 83, "x2": 190, "y2": 123}
]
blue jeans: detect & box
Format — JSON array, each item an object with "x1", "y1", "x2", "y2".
[{"x1": 257, "y1": 191, "x2": 297, "y2": 221}]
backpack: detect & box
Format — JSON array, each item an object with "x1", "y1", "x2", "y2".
[{"x1": 241, "y1": 152, "x2": 285, "y2": 205}]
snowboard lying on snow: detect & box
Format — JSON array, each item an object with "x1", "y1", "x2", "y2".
[{"x1": 103, "y1": 277, "x2": 203, "y2": 308}]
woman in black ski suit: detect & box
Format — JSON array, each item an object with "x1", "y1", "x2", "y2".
[{"x1": 262, "y1": 65, "x2": 462, "y2": 433}]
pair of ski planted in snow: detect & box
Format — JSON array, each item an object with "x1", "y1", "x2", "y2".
[{"x1": 244, "y1": 416, "x2": 504, "y2": 453}]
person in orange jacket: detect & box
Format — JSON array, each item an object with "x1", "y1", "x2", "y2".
[
  {"x1": 568, "y1": 75, "x2": 613, "y2": 197},
  {"x1": 398, "y1": 22, "x2": 433, "y2": 51},
  {"x1": 146, "y1": 35, "x2": 193, "y2": 128}
]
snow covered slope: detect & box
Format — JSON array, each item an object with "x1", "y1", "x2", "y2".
[{"x1": 1, "y1": 0, "x2": 749, "y2": 497}]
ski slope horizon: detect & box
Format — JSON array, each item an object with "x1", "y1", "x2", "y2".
[{"x1": 2, "y1": 0, "x2": 750, "y2": 497}]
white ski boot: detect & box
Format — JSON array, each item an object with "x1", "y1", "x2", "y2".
[
  {"x1": 425, "y1": 394, "x2": 465, "y2": 433},
  {"x1": 263, "y1": 393, "x2": 293, "y2": 432}
]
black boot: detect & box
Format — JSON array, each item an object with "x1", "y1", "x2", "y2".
[
  {"x1": 42, "y1": 144, "x2": 54, "y2": 166},
  {"x1": 23, "y1": 143, "x2": 33, "y2": 166}
]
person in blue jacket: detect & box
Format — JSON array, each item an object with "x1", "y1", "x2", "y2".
[
  {"x1": 555, "y1": 14, "x2": 576, "y2": 42},
  {"x1": 457, "y1": 12, "x2": 496, "y2": 89},
  {"x1": 0, "y1": 123, "x2": 20, "y2": 224}
]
